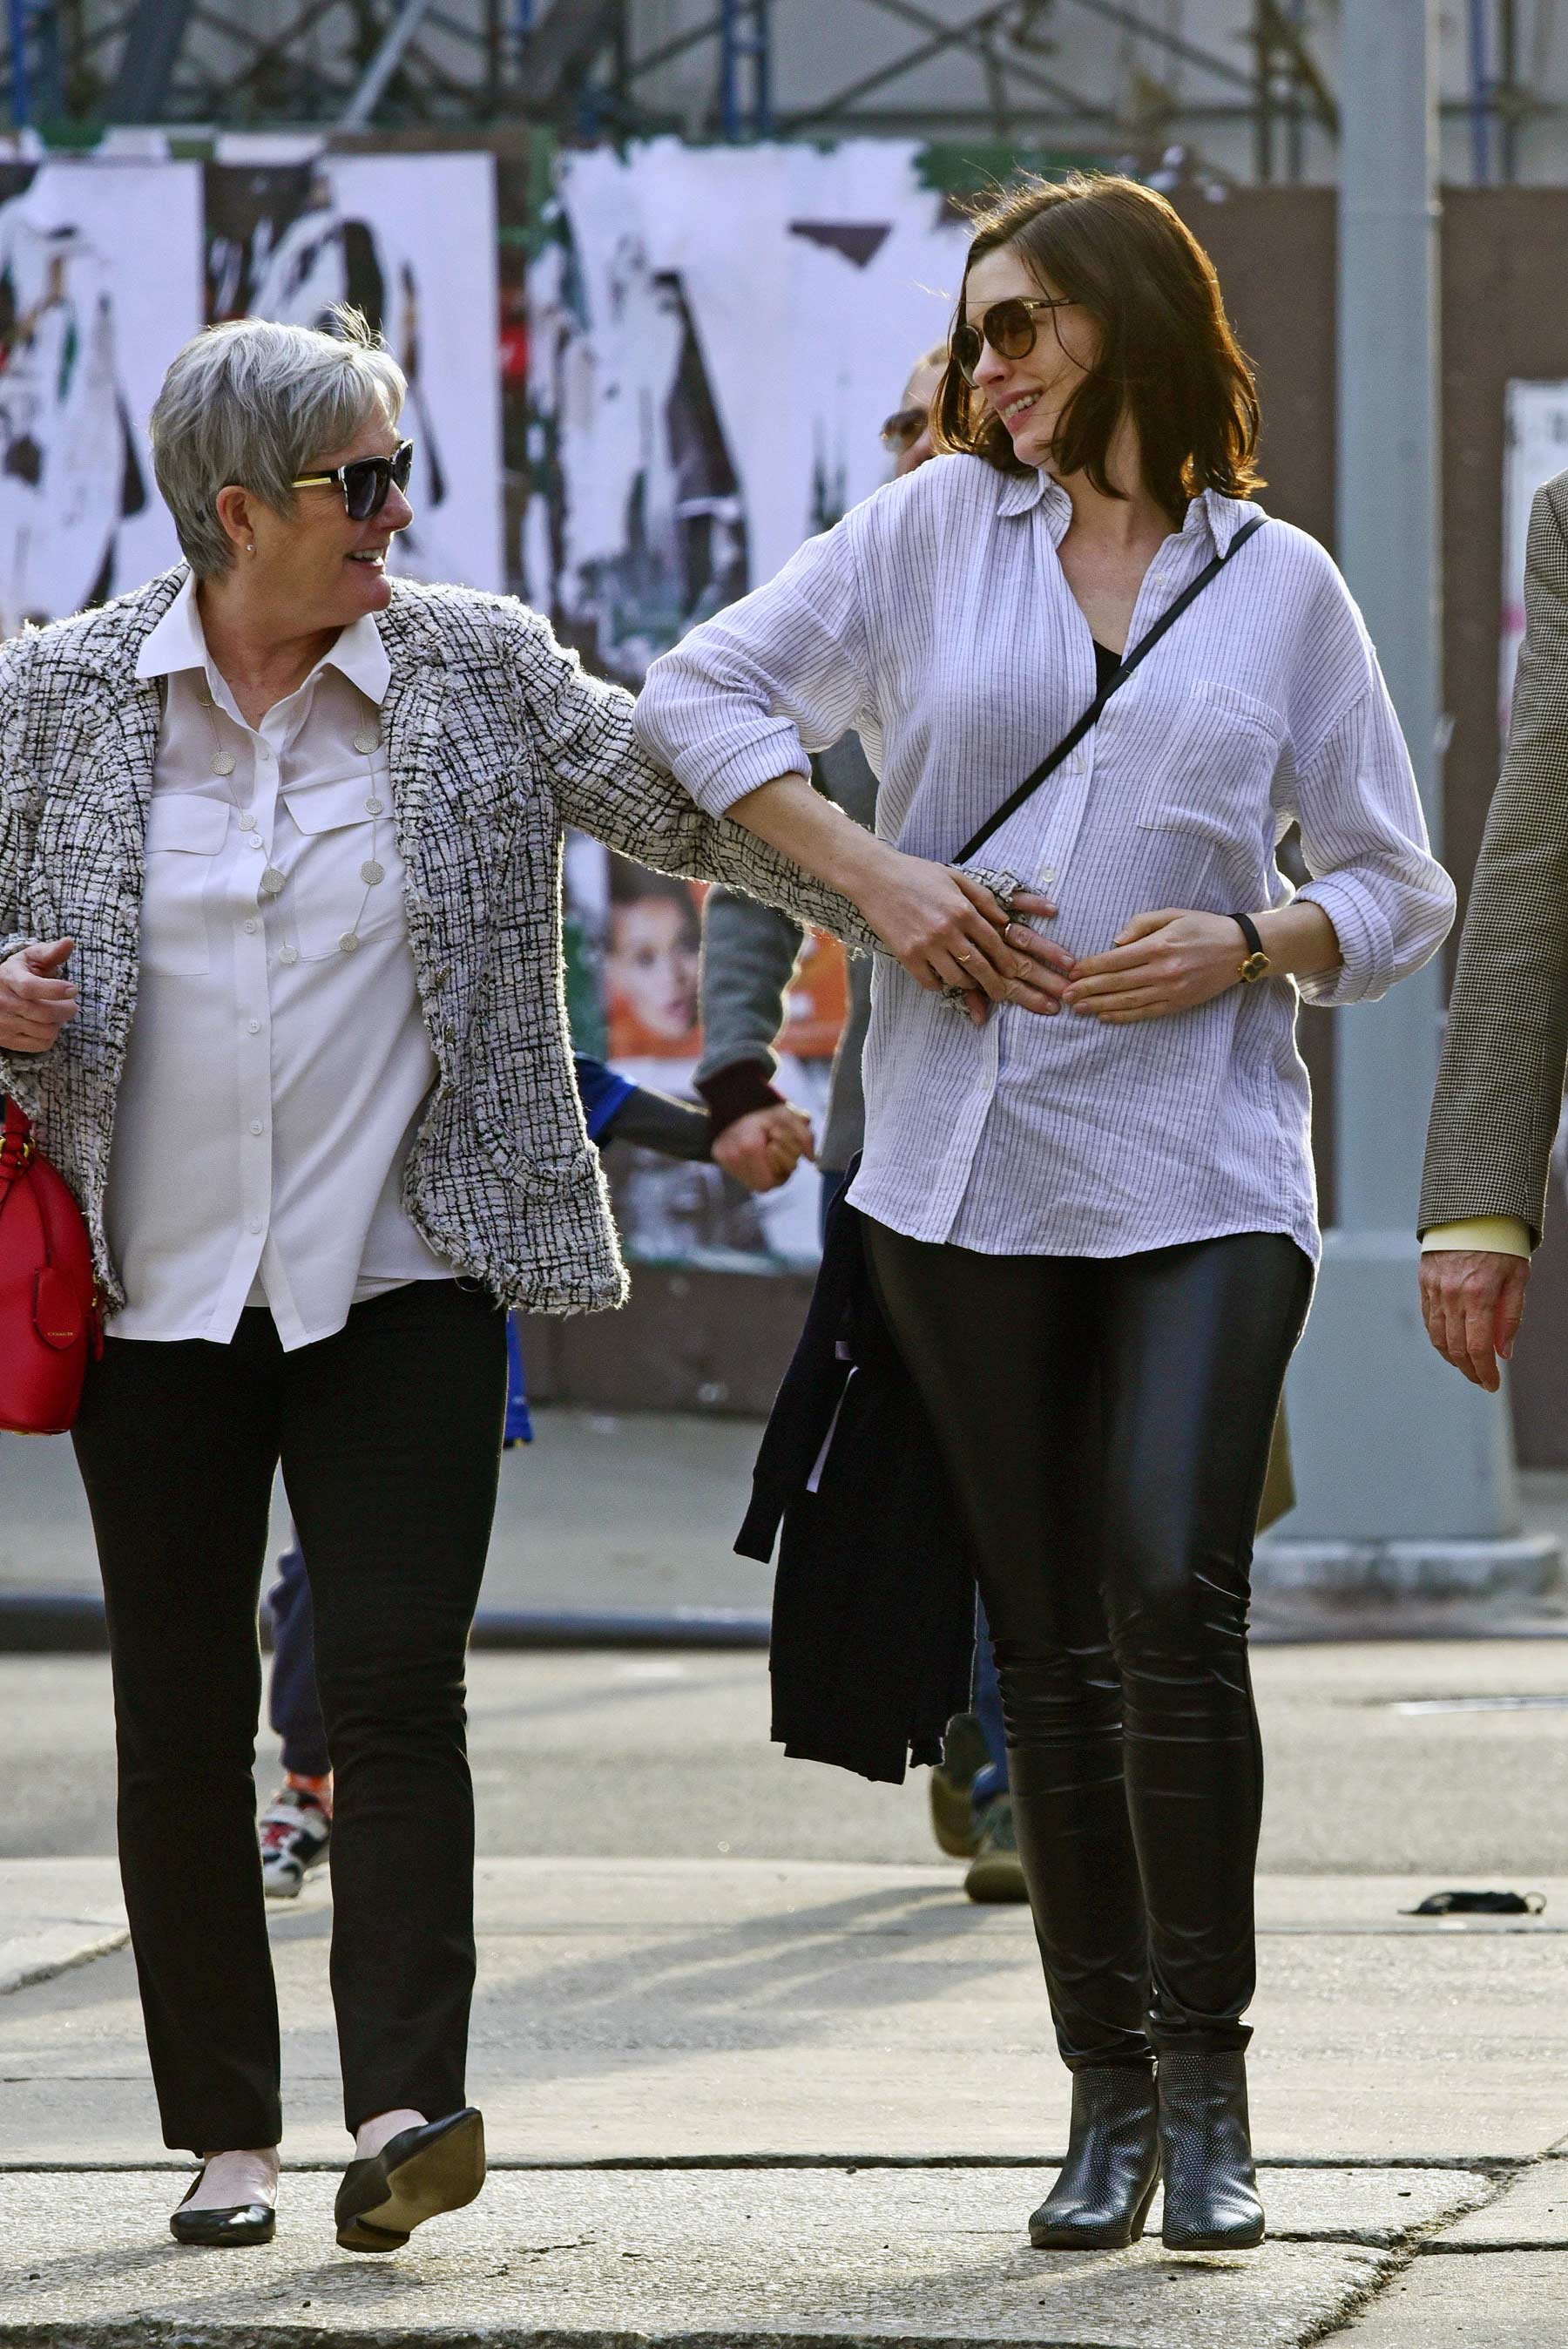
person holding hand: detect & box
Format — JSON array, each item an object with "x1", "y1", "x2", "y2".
[
  {"x1": 696, "y1": 345, "x2": 951, "y2": 1217},
  {"x1": 696, "y1": 341, "x2": 1029, "y2": 1903},
  {"x1": 634, "y1": 172, "x2": 1452, "y2": 2255}
]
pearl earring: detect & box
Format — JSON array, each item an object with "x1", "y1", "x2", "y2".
[{"x1": 247, "y1": 543, "x2": 256, "y2": 555}]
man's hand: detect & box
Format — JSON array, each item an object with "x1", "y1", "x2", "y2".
[
  {"x1": 0, "y1": 938, "x2": 77, "y2": 1053},
  {"x1": 1064, "y1": 910, "x2": 1250, "y2": 1023},
  {"x1": 1419, "y1": 1249, "x2": 1532, "y2": 1391},
  {"x1": 851, "y1": 851, "x2": 1071, "y2": 1026},
  {"x1": 713, "y1": 1103, "x2": 815, "y2": 1194}
]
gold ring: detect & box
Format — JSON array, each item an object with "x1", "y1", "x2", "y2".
[{"x1": 956, "y1": 950, "x2": 973, "y2": 965}]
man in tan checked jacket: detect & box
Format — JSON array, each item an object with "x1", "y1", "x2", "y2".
[{"x1": 1420, "y1": 470, "x2": 1568, "y2": 1385}]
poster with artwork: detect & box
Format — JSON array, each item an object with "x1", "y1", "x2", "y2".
[
  {"x1": 529, "y1": 139, "x2": 958, "y2": 1268},
  {"x1": 524, "y1": 136, "x2": 966, "y2": 680},
  {"x1": 206, "y1": 148, "x2": 503, "y2": 592},
  {"x1": 0, "y1": 158, "x2": 197, "y2": 633}
]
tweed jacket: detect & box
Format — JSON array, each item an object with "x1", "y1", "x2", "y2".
[
  {"x1": 0, "y1": 565, "x2": 879, "y2": 1317},
  {"x1": 1421, "y1": 470, "x2": 1568, "y2": 1246}
]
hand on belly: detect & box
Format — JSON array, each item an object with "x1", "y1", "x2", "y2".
[{"x1": 1061, "y1": 908, "x2": 1247, "y2": 1025}]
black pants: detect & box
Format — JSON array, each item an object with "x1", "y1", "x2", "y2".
[
  {"x1": 864, "y1": 1222, "x2": 1312, "y2": 2069},
  {"x1": 71, "y1": 1279, "x2": 508, "y2": 2153}
]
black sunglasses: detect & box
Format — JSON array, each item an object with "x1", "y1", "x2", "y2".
[
  {"x1": 951, "y1": 296, "x2": 1076, "y2": 387},
  {"x1": 879, "y1": 404, "x2": 929, "y2": 454},
  {"x1": 291, "y1": 437, "x2": 414, "y2": 522}
]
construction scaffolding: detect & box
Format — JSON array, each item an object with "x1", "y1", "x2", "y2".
[{"x1": 0, "y1": 1, "x2": 1556, "y2": 184}]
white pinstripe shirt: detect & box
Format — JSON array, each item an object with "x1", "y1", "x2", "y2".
[{"x1": 634, "y1": 456, "x2": 1455, "y2": 1263}]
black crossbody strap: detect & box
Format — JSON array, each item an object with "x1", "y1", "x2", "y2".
[{"x1": 955, "y1": 511, "x2": 1267, "y2": 866}]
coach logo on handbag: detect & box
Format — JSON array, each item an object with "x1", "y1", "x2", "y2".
[{"x1": 34, "y1": 1263, "x2": 84, "y2": 1350}]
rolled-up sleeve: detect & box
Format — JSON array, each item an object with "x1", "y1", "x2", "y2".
[
  {"x1": 633, "y1": 511, "x2": 874, "y2": 819},
  {"x1": 1291, "y1": 672, "x2": 1456, "y2": 1007}
]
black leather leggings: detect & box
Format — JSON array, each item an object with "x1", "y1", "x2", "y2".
[{"x1": 863, "y1": 1222, "x2": 1313, "y2": 2071}]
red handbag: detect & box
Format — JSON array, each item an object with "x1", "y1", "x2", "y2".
[{"x1": 0, "y1": 1097, "x2": 102, "y2": 1435}]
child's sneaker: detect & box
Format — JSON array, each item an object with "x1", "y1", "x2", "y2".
[
  {"x1": 963, "y1": 1792, "x2": 1028, "y2": 1904},
  {"x1": 259, "y1": 1778, "x2": 332, "y2": 1900}
]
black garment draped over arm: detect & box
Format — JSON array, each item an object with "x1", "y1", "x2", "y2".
[{"x1": 738, "y1": 1174, "x2": 977, "y2": 1784}]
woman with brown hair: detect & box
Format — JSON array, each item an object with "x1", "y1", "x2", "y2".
[{"x1": 635, "y1": 174, "x2": 1452, "y2": 2252}]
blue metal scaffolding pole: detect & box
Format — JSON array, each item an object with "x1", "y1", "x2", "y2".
[
  {"x1": 6, "y1": 0, "x2": 29, "y2": 129},
  {"x1": 720, "y1": 0, "x2": 771, "y2": 140}
]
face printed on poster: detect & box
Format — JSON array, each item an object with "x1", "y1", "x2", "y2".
[{"x1": 605, "y1": 863, "x2": 704, "y2": 1060}]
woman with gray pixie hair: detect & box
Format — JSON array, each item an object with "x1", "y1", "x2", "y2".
[{"x1": 0, "y1": 308, "x2": 1061, "y2": 2251}]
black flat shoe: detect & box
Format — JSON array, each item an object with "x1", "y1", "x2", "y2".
[
  {"x1": 335, "y1": 2108, "x2": 485, "y2": 2253},
  {"x1": 169, "y1": 2172, "x2": 276, "y2": 2248},
  {"x1": 1158, "y1": 2049, "x2": 1265, "y2": 2251},
  {"x1": 1029, "y1": 2067, "x2": 1160, "y2": 2250}
]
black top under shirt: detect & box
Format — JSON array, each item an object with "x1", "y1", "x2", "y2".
[{"x1": 1092, "y1": 640, "x2": 1121, "y2": 691}]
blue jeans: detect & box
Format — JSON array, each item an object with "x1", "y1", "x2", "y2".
[
  {"x1": 266, "y1": 1533, "x2": 329, "y2": 1778},
  {"x1": 970, "y1": 1598, "x2": 1009, "y2": 1809},
  {"x1": 819, "y1": 1168, "x2": 1008, "y2": 1810}
]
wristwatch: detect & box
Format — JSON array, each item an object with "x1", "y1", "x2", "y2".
[{"x1": 1233, "y1": 912, "x2": 1272, "y2": 984}]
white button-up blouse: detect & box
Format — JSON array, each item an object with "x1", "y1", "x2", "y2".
[
  {"x1": 104, "y1": 574, "x2": 448, "y2": 1350},
  {"x1": 633, "y1": 456, "x2": 1456, "y2": 1265}
]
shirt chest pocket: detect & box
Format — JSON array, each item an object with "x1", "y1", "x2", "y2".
[
  {"x1": 1135, "y1": 680, "x2": 1285, "y2": 848},
  {"x1": 282, "y1": 771, "x2": 401, "y2": 963},
  {"x1": 141, "y1": 794, "x2": 228, "y2": 977}
]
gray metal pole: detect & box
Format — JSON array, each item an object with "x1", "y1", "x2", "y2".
[
  {"x1": 1260, "y1": 0, "x2": 1551, "y2": 1594},
  {"x1": 341, "y1": 0, "x2": 438, "y2": 132},
  {"x1": 1334, "y1": 0, "x2": 1444, "y2": 1226},
  {"x1": 104, "y1": 0, "x2": 198, "y2": 124}
]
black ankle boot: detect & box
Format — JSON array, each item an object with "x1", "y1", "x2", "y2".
[
  {"x1": 1157, "y1": 2050, "x2": 1265, "y2": 2250},
  {"x1": 1029, "y1": 2067, "x2": 1160, "y2": 2250}
]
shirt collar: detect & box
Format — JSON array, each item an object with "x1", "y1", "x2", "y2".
[
  {"x1": 1193, "y1": 491, "x2": 1259, "y2": 557},
  {"x1": 329, "y1": 613, "x2": 392, "y2": 706},
  {"x1": 993, "y1": 466, "x2": 1259, "y2": 558},
  {"x1": 132, "y1": 569, "x2": 205, "y2": 680},
  {"x1": 134, "y1": 569, "x2": 392, "y2": 707},
  {"x1": 995, "y1": 466, "x2": 1059, "y2": 524}
]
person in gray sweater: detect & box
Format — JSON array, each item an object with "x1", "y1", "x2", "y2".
[{"x1": 694, "y1": 348, "x2": 1024, "y2": 1904}]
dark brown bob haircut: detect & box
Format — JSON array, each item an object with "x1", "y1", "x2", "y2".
[{"x1": 934, "y1": 172, "x2": 1262, "y2": 520}]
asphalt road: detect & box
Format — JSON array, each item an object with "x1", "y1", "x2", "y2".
[{"x1": 5, "y1": 1635, "x2": 1568, "y2": 1880}]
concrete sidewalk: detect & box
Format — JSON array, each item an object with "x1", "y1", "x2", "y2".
[
  {"x1": 0, "y1": 1411, "x2": 775, "y2": 1639},
  {"x1": 3, "y1": 1858, "x2": 1567, "y2": 2344},
  {"x1": 9, "y1": 1413, "x2": 1568, "y2": 1646}
]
